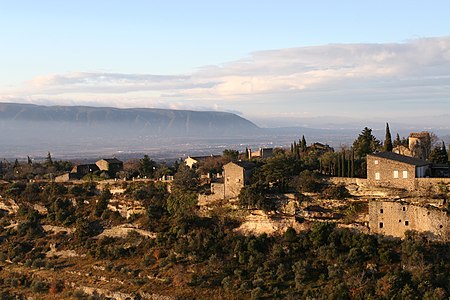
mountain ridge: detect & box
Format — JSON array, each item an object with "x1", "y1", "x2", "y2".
[{"x1": 0, "y1": 102, "x2": 260, "y2": 136}]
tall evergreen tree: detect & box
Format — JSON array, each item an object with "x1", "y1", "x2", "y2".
[
  {"x1": 429, "y1": 142, "x2": 448, "y2": 164},
  {"x1": 300, "y1": 135, "x2": 307, "y2": 152},
  {"x1": 384, "y1": 123, "x2": 393, "y2": 152},
  {"x1": 394, "y1": 133, "x2": 401, "y2": 147},
  {"x1": 46, "y1": 152, "x2": 53, "y2": 166},
  {"x1": 352, "y1": 127, "x2": 381, "y2": 158},
  {"x1": 139, "y1": 155, "x2": 156, "y2": 178},
  {"x1": 448, "y1": 143, "x2": 450, "y2": 162}
]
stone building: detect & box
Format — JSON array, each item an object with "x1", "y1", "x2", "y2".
[
  {"x1": 247, "y1": 148, "x2": 273, "y2": 160},
  {"x1": 223, "y1": 161, "x2": 256, "y2": 198},
  {"x1": 96, "y1": 158, "x2": 123, "y2": 176},
  {"x1": 308, "y1": 142, "x2": 334, "y2": 154},
  {"x1": 408, "y1": 132, "x2": 431, "y2": 160},
  {"x1": 369, "y1": 200, "x2": 449, "y2": 241},
  {"x1": 71, "y1": 164, "x2": 99, "y2": 176},
  {"x1": 392, "y1": 131, "x2": 431, "y2": 160},
  {"x1": 366, "y1": 152, "x2": 430, "y2": 190}
]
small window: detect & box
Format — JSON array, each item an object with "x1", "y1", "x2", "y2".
[
  {"x1": 402, "y1": 207, "x2": 406, "y2": 211},
  {"x1": 439, "y1": 225, "x2": 443, "y2": 229},
  {"x1": 374, "y1": 160, "x2": 379, "y2": 165},
  {"x1": 375, "y1": 172, "x2": 381, "y2": 180},
  {"x1": 393, "y1": 170, "x2": 399, "y2": 178},
  {"x1": 379, "y1": 222, "x2": 384, "y2": 228},
  {"x1": 403, "y1": 171, "x2": 408, "y2": 178},
  {"x1": 380, "y1": 209, "x2": 383, "y2": 213},
  {"x1": 399, "y1": 219, "x2": 402, "y2": 222},
  {"x1": 405, "y1": 221, "x2": 409, "y2": 226}
]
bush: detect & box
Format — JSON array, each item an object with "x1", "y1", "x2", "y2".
[
  {"x1": 321, "y1": 184, "x2": 351, "y2": 200},
  {"x1": 295, "y1": 170, "x2": 323, "y2": 193},
  {"x1": 30, "y1": 279, "x2": 49, "y2": 293}
]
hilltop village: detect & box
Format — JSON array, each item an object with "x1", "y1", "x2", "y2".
[{"x1": 0, "y1": 125, "x2": 449, "y2": 299}]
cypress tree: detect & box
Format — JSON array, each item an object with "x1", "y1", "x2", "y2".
[
  {"x1": 351, "y1": 148, "x2": 355, "y2": 178},
  {"x1": 46, "y1": 152, "x2": 53, "y2": 166},
  {"x1": 300, "y1": 135, "x2": 307, "y2": 152},
  {"x1": 337, "y1": 153, "x2": 341, "y2": 177},
  {"x1": 394, "y1": 133, "x2": 401, "y2": 147},
  {"x1": 347, "y1": 153, "x2": 351, "y2": 177},
  {"x1": 384, "y1": 123, "x2": 393, "y2": 152}
]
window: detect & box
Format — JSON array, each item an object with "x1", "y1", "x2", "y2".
[
  {"x1": 405, "y1": 221, "x2": 409, "y2": 226},
  {"x1": 380, "y1": 209, "x2": 383, "y2": 213},
  {"x1": 375, "y1": 172, "x2": 381, "y2": 180},
  {"x1": 393, "y1": 170, "x2": 399, "y2": 178},
  {"x1": 439, "y1": 225, "x2": 443, "y2": 229},
  {"x1": 403, "y1": 171, "x2": 408, "y2": 178},
  {"x1": 379, "y1": 222, "x2": 383, "y2": 228},
  {"x1": 403, "y1": 207, "x2": 406, "y2": 211},
  {"x1": 399, "y1": 219, "x2": 402, "y2": 222},
  {"x1": 374, "y1": 160, "x2": 379, "y2": 165}
]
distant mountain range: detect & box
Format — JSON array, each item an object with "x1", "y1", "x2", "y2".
[{"x1": 0, "y1": 102, "x2": 260, "y2": 136}]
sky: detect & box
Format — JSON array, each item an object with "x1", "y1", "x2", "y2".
[{"x1": 1, "y1": 0, "x2": 450, "y2": 126}]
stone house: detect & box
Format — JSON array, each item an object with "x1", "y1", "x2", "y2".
[
  {"x1": 393, "y1": 145, "x2": 412, "y2": 156},
  {"x1": 71, "y1": 164, "x2": 99, "y2": 176},
  {"x1": 223, "y1": 161, "x2": 256, "y2": 198},
  {"x1": 247, "y1": 148, "x2": 273, "y2": 160},
  {"x1": 408, "y1": 132, "x2": 431, "y2": 160},
  {"x1": 308, "y1": 142, "x2": 334, "y2": 154},
  {"x1": 366, "y1": 152, "x2": 430, "y2": 190},
  {"x1": 392, "y1": 131, "x2": 431, "y2": 160},
  {"x1": 369, "y1": 200, "x2": 449, "y2": 241},
  {"x1": 96, "y1": 158, "x2": 123, "y2": 176}
]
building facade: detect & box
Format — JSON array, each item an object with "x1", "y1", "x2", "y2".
[
  {"x1": 369, "y1": 200, "x2": 449, "y2": 241},
  {"x1": 247, "y1": 148, "x2": 273, "y2": 160},
  {"x1": 96, "y1": 158, "x2": 123, "y2": 176},
  {"x1": 223, "y1": 161, "x2": 255, "y2": 199},
  {"x1": 366, "y1": 152, "x2": 429, "y2": 190}
]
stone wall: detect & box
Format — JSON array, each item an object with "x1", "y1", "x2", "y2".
[
  {"x1": 328, "y1": 177, "x2": 368, "y2": 187},
  {"x1": 369, "y1": 200, "x2": 449, "y2": 241},
  {"x1": 414, "y1": 178, "x2": 450, "y2": 194},
  {"x1": 198, "y1": 183, "x2": 225, "y2": 205},
  {"x1": 366, "y1": 155, "x2": 417, "y2": 190}
]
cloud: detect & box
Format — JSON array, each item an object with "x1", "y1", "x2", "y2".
[{"x1": 3, "y1": 36, "x2": 450, "y2": 118}]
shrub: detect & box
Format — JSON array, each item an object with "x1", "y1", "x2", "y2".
[{"x1": 321, "y1": 184, "x2": 351, "y2": 200}]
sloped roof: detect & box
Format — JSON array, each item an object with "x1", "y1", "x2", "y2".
[
  {"x1": 99, "y1": 158, "x2": 123, "y2": 164},
  {"x1": 227, "y1": 161, "x2": 257, "y2": 170},
  {"x1": 369, "y1": 152, "x2": 429, "y2": 167},
  {"x1": 187, "y1": 155, "x2": 221, "y2": 161}
]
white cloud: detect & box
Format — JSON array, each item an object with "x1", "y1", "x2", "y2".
[{"x1": 2, "y1": 36, "x2": 450, "y2": 118}]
